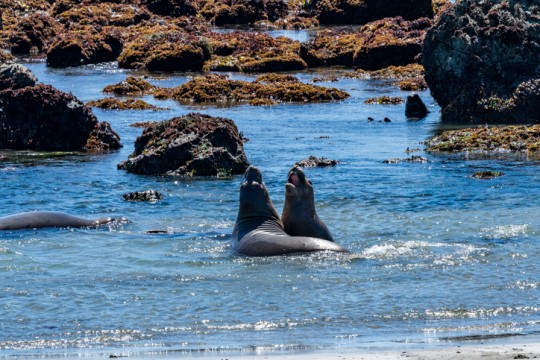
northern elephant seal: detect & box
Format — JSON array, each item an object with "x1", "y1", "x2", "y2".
[
  {"x1": 232, "y1": 166, "x2": 348, "y2": 256},
  {"x1": 0, "y1": 211, "x2": 117, "y2": 230},
  {"x1": 282, "y1": 165, "x2": 334, "y2": 241}
]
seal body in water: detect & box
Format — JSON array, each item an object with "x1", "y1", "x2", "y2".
[
  {"x1": 0, "y1": 211, "x2": 116, "y2": 230},
  {"x1": 232, "y1": 166, "x2": 348, "y2": 256},
  {"x1": 282, "y1": 165, "x2": 334, "y2": 241}
]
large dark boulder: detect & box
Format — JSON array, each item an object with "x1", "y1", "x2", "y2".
[
  {"x1": 0, "y1": 63, "x2": 37, "y2": 90},
  {"x1": 47, "y1": 31, "x2": 123, "y2": 68},
  {"x1": 422, "y1": 0, "x2": 540, "y2": 123},
  {"x1": 312, "y1": 0, "x2": 433, "y2": 24},
  {"x1": 118, "y1": 113, "x2": 249, "y2": 176},
  {"x1": 0, "y1": 84, "x2": 121, "y2": 151}
]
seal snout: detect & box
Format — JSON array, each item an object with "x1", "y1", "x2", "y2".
[
  {"x1": 287, "y1": 166, "x2": 306, "y2": 188},
  {"x1": 245, "y1": 165, "x2": 263, "y2": 184}
]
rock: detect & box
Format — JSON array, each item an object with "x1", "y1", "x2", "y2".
[
  {"x1": 311, "y1": 0, "x2": 433, "y2": 24},
  {"x1": 0, "y1": 84, "x2": 121, "y2": 151},
  {"x1": 86, "y1": 98, "x2": 167, "y2": 110},
  {"x1": 395, "y1": 77, "x2": 428, "y2": 91},
  {"x1": 295, "y1": 156, "x2": 338, "y2": 167},
  {"x1": 123, "y1": 190, "x2": 164, "y2": 202},
  {"x1": 47, "y1": 31, "x2": 123, "y2": 68},
  {"x1": 0, "y1": 63, "x2": 37, "y2": 90},
  {"x1": 117, "y1": 25, "x2": 210, "y2": 71},
  {"x1": 9, "y1": 13, "x2": 61, "y2": 55},
  {"x1": 422, "y1": 0, "x2": 540, "y2": 123},
  {"x1": 300, "y1": 17, "x2": 431, "y2": 69},
  {"x1": 117, "y1": 113, "x2": 249, "y2": 176},
  {"x1": 364, "y1": 96, "x2": 403, "y2": 105},
  {"x1": 200, "y1": 0, "x2": 287, "y2": 25},
  {"x1": 405, "y1": 93, "x2": 429, "y2": 118},
  {"x1": 56, "y1": 3, "x2": 151, "y2": 27},
  {"x1": 383, "y1": 117, "x2": 391, "y2": 122},
  {"x1": 425, "y1": 125, "x2": 540, "y2": 153},
  {"x1": 141, "y1": 0, "x2": 198, "y2": 17},
  {"x1": 103, "y1": 76, "x2": 157, "y2": 95},
  {"x1": 167, "y1": 73, "x2": 349, "y2": 105},
  {"x1": 472, "y1": 171, "x2": 504, "y2": 180},
  {"x1": 383, "y1": 155, "x2": 429, "y2": 164}
]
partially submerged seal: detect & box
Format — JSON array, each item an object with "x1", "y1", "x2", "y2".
[
  {"x1": 282, "y1": 165, "x2": 334, "y2": 241},
  {"x1": 232, "y1": 166, "x2": 348, "y2": 256},
  {"x1": 0, "y1": 211, "x2": 117, "y2": 230}
]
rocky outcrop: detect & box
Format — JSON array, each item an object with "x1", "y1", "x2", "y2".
[
  {"x1": 295, "y1": 156, "x2": 338, "y2": 167},
  {"x1": 117, "y1": 113, "x2": 249, "y2": 176},
  {"x1": 86, "y1": 98, "x2": 166, "y2": 110},
  {"x1": 0, "y1": 84, "x2": 121, "y2": 151},
  {"x1": 200, "y1": 0, "x2": 287, "y2": 25},
  {"x1": 142, "y1": 0, "x2": 198, "y2": 17},
  {"x1": 422, "y1": 0, "x2": 540, "y2": 123},
  {"x1": 0, "y1": 62, "x2": 37, "y2": 90},
  {"x1": 310, "y1": 0, "x2": 433, "y2": 25},
  {"x1": 300, "y1": 17, "x2": 431, "y2": 70},
  {"x1": 117, "y1": 25, "x2": 210, "y2": 71},
  {"x1": 383, "y1": 156, "x2": 429, "y2": 164},
  {"x1": 9, "y1": 13, "x2": 61, "y2": 55},
  {"x1": 47, "y1": 31, "x2": 123, "y2": 68}
]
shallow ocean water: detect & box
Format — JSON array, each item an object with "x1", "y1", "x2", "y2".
[{"x1": 1, "y1": 59, "x2": 540, "y2": 358}]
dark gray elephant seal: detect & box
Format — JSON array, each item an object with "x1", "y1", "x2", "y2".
[
  {"x1": 282, "y1": 166, "x2": 334, "y2": 241},
  {"x1": 232, "y1": 166, "x2": 348, "y2": 256},
  {"x1": 0, "y1": 211, "x2": 116, "y2": 230}
]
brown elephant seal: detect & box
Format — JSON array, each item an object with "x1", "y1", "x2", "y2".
[
  {"x1": 0, "y1": 211, "x2": 118, "y2": 230},
  {"x1": 232, "y1": 166, "x2": 348, "y2": 256},
  {"x1": 282, "y1": 165, "x2": 334, "y2": 241}
]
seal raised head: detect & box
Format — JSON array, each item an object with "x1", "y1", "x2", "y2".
[
  {"x1": 0, "y1": 211, "x2": 119, "y2": 230},
  {"x1": 232, "y1": 166, "x2": 347, "y2": 256},
  {"x1": 282, "y1": 165, "x2": 334, "y2": 241}
]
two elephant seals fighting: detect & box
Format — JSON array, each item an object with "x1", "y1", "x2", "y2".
[
  {"x1": 233, "y1": 166, "x2": 347, "y2": 256},
  {"x1": 0, "y1": 211, "x2": 117, "y2": 230},
  {"x1": 282, "y1": 165, "x2": 334, "y2": 242}
]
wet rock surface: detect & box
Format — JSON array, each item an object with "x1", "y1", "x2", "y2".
[
  {"x1": 123, "y1": 190, "x2": 164, "y2": 202},
  {"x1": 0, "y1": 62, "x2": 37, "y2": 90},
  {"x1": 117, "y1": 112, "x2": 249, "y2": 176},
  {"x1": 472, "y1": 170, "x2": 504, "y2": 179},
  {"x1": 295, "y1": 155, "x2": 339, "y2": 167},
  {"x1": 425, "y1": 125, "x2": 540, "y2": 153},
  {"x1": 86, "y1": 98, "x2": 166, "y2": 110},
  {"x1": 0, "y1": 83, "x2": 121, "y2": 151},
  {"x1": 422, "y1": 0, "x2": 540, "y2": 123},
  {"x1": 383, "y1": 155, "x2": 429, "y2": 164}
]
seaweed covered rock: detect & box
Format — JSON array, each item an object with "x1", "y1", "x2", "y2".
[
  {"x1": 47, "y1": 31, "x2": 123, "y2": 67},
  {"x1": 118, "y1": 25, "x2": 210, "y2": 71},
  {"x1": 200, "y1": 0, "x2": 287, "y2": 25},
  {"x1": 0, "y1": 62, "x2": 37, "y2": 90},
  {"x1": 311, "y1": 0, "x2": 433, "y2": 24},
  {"x1": 422, "y1": 0, "x2": 540, "y2": 123},
  {"x1": 103, "y1": 76, "x2": 157, "y2": 95},
  {"x1": 295, "y1": 156, "x2": 338, "y2": 167},
  {"x1": 142, "y1": 0, "x2": 198, "y2": 17},
  {"x1": 0, "y1": 84, "x2": 121, "y2": 151},
  {"x1": 56, "y1": 3, "x2": 151, "y2": 27},
  {"x1": 425, "y1": 125, "x2": 540, "y2": 153},
  {"x1": 123, "y1": 189, "x2": 164, "y2": 202},
  {"x1": 206, "y1": 31, "x2": 306, "y2": 72},
  {"x1": 117, "y1": 113, "x2": 249, "y2": 176},
  {"x1": 300, "y1": 17, "x2": 431, "y2": 69},
  {"x1": 9, "y1": 13, "x2": 61, "y2": 55},
  {"x1": 86, "y1": 97, "x2": 166, "y2": 110},
  {"x1": 165, "y1": 73, "x2": 349, "y2": 105}
]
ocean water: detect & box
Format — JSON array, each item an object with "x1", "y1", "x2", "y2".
[{"x1": 1, "y1": 59, "x2": 540, "y2": 359}]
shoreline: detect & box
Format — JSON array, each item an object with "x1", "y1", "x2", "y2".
[{"x1": 5, "y1": 336, "x2": 540, "y2": 360}]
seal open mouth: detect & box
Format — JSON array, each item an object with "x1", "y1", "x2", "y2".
[{"x1": 286, "y1": 166, "x2": 306, "y2": 188}]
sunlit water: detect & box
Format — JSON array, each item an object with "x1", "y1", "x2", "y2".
[{"x1": 1, "y1": 58, "x2": 540, "y2": 359}]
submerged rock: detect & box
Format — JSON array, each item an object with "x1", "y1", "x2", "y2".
[
  {"x1": 117, "y1": 113, "x2": 249, "y2": 176},
  {"x1": 405, "y1": 93, "x2": 429, "y2": 118},
  {"x1": 383, "y1": 155, "x2": 429, "y2": 164},
  {"x1": 422, "y1": 0, "x2": 540, "y2": 123},
  {"x1": 0, "y1": 84, "x2": 121, "y2": 151},
  {"x1": 472, "y1": 171, "x2": 504, "y2": 180},
  {"x1": 295, "y1": 156, "x2": 339, "y2": 167},
  {"x1": 123, "y1": 190, "x2": 164, "y2": 202}
]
